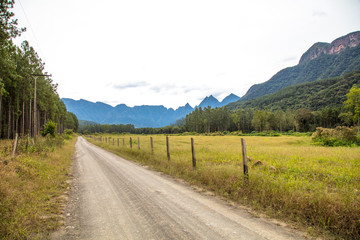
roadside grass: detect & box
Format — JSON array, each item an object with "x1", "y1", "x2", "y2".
[
  {"x1": 0, "y1": 136, "x2": 77, "y2": 240},
  {"x1": 88, "y1": 134, "x2": 360, "y2": 239}
]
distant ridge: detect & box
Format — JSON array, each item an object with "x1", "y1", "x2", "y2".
[
  {"x1": 299, "y1": 31, "x2": 360, "y2": 64},
  {"x1": 239, "y1": 31, "x2": 360, "y2": 102},
  {"x1": 62, "y1": 93, "x2": 239, "y2": 128},
  {"x1": 197, "y1": 94, "x2": 240, "y2": 108}
]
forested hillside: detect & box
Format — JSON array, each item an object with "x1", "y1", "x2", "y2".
[
  {"x1": 240, "y1": 31, "x2": 360, "y2": 101},
  {"x1": 228, "y1": 71, "x2": 360, "y2": 111},
  {"x1": 0, "y1": 1, "x2": 76, "y2": 138}
]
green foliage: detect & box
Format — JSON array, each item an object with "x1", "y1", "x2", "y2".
[
  {"x1": 344, "y1": 84, "x2": 360, "y2": 127},
  {"x1": 295, "y1": 108, "x2": 314, "y2": 132},
  {"x1": 312, "y1": 126, "x2": 359, "y2": 146},
  {"x1": 64, "y1": 112, "x2": 79, "y2": 132},
  {"x1": 240, "y1": 43, "x2": 360, "y2": 101},
  {"x1": 229, "y1": 71, "x2": 360, "y2": 111},
  {"x1": 63, "y1": 129, "x2": 74, "y2": 140},
  {"x1": 41, "y1": 120, "x2": 57, "y2": 137},
  {"x1": 0, "y1": 2, "x2": 67, "y2": 139},
  {"x1": 184, "y1": 106, "x2": 231, "y2": 133}
]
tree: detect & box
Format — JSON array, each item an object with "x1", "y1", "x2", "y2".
[
  {"x1": 344, "y1": 84, "x2": 360, "y2": 129},
  {"x1": 295, "y1": 108, "x2": 314, "y2": 132},
  {"x1": 0, "y1": 4, "x2": 67, "y2": 139},
  {"x1": 252, "y1": 110, "x2": 268, "y2": 132},
  {"x1": 64, "y1": 112, "x2": 79, "y2": 132},
  {"x1": 231, "y1": 112, "x2": 240, "y2": 131}
]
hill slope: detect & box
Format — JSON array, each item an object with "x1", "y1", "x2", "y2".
[
  {"x1": 228, "y1": 71, "x2": 360, "y2": 111},
  {"x1": 240, "y1": 31, "x2": 360, "y2": 101}
]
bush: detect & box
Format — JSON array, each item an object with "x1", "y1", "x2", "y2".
[
  {"x1": 41, "y1": 120, "x2": 57, "y2": 138},
  {"x1": 64, "y1": 129, "x2": 74, "y2": 135},
  {"x1": 312, "y1": 126, "x2": 359, "y2": 146},
  {"x1": 64, "y1": 129, "x2": 74, "y2": 140}
]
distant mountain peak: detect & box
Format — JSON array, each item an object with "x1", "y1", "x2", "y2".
[
  {"x1": 221, "y1": 93, "x2": 240, "y2": 105},
  {"x1": 299, "y1": 31, "x2": 360, "y2": 64},
  {"x1": 184, "y1": 103, "x2": 192, "y2": 108},
  {"x1": 62, "y1": 93, "x2": 241, "y2": 128},
  {"x1": 198, "y1": 95, "x2": 221, "y2": 108}
]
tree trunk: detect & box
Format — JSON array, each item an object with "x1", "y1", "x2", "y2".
[
  {"x1": 21, "y1": 88, "x2": 25, "y2": 137},
  {"x1": 29, "y1": 98, "x2": 32, "y2": 136},
  {"x1": 33, "y1": 77, "x2": 37, "y2": 137},
  {"x1": 0, "y1": 94, "x2": 2, "y2": 138},
  {"x1": 37, "y1": 110, "x2": 40, "y2": 136},
  {"x1": 14, "y1": 110, "x2": 18, "y2": 138},
  {"x1": 7, "y1": 103, "x2": 11, "y2": 139}
]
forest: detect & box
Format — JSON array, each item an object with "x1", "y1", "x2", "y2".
[
  {"x1": 0, "y1": 0, "x2": 77, "y2": 139},
  {"x1": 184, "y1": 75, "x2": 359, "y2": 134}
]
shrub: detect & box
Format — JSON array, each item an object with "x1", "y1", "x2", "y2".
[
  {"x1": 64, "y1": 129, "x2": 74, "y2": 135},
  {"x1": 312, "y1": 126, "x2": 358, "y2": 146},
  {"x1": 41, "y1": 120, "x2": 57, "y2": 137}
]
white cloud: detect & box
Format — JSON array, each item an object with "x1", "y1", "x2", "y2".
[{"x1": 12, "y1": 0, "x2": 360, "y2": 109}]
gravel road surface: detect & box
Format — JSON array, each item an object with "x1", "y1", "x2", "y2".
[{"x1": 52, "y1": 137, "x2": 306, "y2": 240}]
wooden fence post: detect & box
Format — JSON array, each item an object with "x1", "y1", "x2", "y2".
[
  {"x1": 123, "y1": 138, "x2": 125, "y2": 146},
  {"x1": 113, "y1": 138, "x2": 114, "y2": 146},
  {"x1": 138, "y1": 137, "x2": 140, "y2": 150},
  {"x1": 166, "y1": 136, "x2": 170, "y2": 161},
  {"x1": 241, "y1": 138, "x2": 249, "y2": 183},
  {"x1": 150, "y1": 137, "x2": 154, "y2": 154},
  {"x1": 191, "y1": 137, "x2": 196, "y2": 169},
  {"x1": 117, "y1": 138, "x2": 119, "y2": 147},
  {"x1": 130, "y1": 137, "x2": 132, "y2": 149}
]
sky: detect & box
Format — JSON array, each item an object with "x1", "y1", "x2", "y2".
[{"x1": 12, "y1": 0, "x2": 360, "y2": 109}]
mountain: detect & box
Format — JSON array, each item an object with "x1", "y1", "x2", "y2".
[
  {"x1": 221, "y1": 93, "x2": 241, "y2": 105},
  {"x1": 198, "y1": 95, "x2": 220, "y2": 108},
  {"x1": 228, "y1": 71, "x2": 360, "y2": 111},
  {"x1": 197, "y1": 94, "x2": 241, "y2": 108},
  {"x1": 62, "y1": 93, "x2": 239, "y2": 128},
  {"x1": 299, "y1": 31, "x2": 360, "y2": 64},
  {"x1": 239, "y1": 31, "x2": 360, "y2": 102}
]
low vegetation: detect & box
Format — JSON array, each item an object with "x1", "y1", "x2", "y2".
[
  {"x1": 87, "y1": 134, "x2": 360, "y2": 239},
  {"x1": 0, "y1": 134, "x2": 77, "y2": 239},
  {"x1": 312, "y1": 126, "x2": 360, "y2": 146}
]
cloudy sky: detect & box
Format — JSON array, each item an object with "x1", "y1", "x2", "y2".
[{"x1": 13, "y1": 0, "x2": 360, "y2": 109}]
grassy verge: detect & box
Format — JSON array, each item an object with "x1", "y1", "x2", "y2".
[
  {"x1": 87, "y1": 134, "x2": 360, "y2": 239},
  {"x1": 0, "y1": 135, "x2": 77, "y2": 240}
]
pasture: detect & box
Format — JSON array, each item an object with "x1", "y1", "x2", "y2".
[{"x1": 87, "y1": 134, "x2": 360, "y2": 239}]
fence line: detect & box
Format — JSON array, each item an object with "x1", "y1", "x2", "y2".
[{"x1": 89, "y1": 135, "x2": 249, "y2": 179}]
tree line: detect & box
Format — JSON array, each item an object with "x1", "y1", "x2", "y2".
[
  {"x1": 0, "y1": 0, "x2": 77, "y2": 138},
  {"x1": 79, "y1": 83, "x2": 360, "y2": 135},
  {"x1": 183, "y1": 84, "x2": 359, "y2": 133}
]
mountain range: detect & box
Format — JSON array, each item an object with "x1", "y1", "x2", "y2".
[
  {"x1": 228, "y1": 70, "x2": 360, "y2": 111},
  {"x1": 239, "y1": 31, "x2": 360, "y2": 102},
  {"x1": 62, "y1": 93, "x2": 240, "y2": 128},
  {"x1": 63, "y1": 31, "x2": 360, "y2": 128}
]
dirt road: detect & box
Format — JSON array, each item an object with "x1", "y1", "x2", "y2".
[{"x1": 53, "y1": 137, "x2": 305, "y2": 240}]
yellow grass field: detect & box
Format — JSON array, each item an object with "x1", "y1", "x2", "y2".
[
  {"x1": 0, "y1": 136, "x2": 77, "y2": 240},
  {"x1": 88, "y1": 134, "x2": 360, "y2": 239}
]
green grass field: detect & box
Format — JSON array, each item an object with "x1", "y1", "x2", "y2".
[{"x1": 88, "y1": 134, "x2": 360, "y2": 239}]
